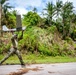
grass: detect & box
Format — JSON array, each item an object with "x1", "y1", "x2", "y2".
[{"x1": 0, "y1": 54, "x2": 76, "y2": 65}]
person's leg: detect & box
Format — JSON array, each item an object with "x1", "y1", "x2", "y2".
[
  {"x1": 15, "y1": 50, "x2": 25, "y2": 66},
  {"x1": 0, "y1": 48, "x2": 15, "y2": 65}
]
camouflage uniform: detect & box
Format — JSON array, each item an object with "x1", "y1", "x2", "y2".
[{"x1": 0, "y1": 31, "x2": 25, "y2": 66}]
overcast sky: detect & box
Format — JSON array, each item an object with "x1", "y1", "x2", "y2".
[{"x1": 8, "y1": 0, "x2": 76, "y2": 16}]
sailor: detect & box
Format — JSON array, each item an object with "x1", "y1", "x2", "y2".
[{"x1": 0, "y1": 31, "x2": 25, "y2": 67}]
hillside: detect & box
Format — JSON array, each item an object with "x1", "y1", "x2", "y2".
[{"x1": 18, "y1": 26, "x2": 76, "y2": 56}]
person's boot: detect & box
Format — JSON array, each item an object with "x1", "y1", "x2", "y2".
[
  {"x1": 0, "y1": 62, "x2": 2, "y2": 65},
  {"x1": 21, "y1": 63, "x2": 25, "y2": 68}
]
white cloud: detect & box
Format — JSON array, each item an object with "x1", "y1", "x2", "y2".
[
  {"x1": 8, "y1": 0, "x2": 43, "y2": 17},
  {"x1": 14, "y1": 7, "x2": 28, "y2": 17},
  {"x1": 62, "y1": 0, "x2": 76, "y2": 9},
  {"x1": 8, "y1": 0, "x2": 76, "y2": 17},
  {"x1": 9, "y1": 0, "x2": 42, "y2": 8}
]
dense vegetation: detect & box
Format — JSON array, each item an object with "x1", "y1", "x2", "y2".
[{"x1": 0, "y1": 0, "x2": 76, "y2": 56}]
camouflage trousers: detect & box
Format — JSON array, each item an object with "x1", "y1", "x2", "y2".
[{"x1": 0, "y1": 47, "x2": 25, "y2": 65}]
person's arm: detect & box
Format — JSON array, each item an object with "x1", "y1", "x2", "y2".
[
  {"x1": 11, "y1": 34, "x2": 17, "y2": 49},
  {"x1": 18, "y1": 31, "x2": 24, "y2": 41}
]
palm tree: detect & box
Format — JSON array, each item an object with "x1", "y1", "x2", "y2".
[
  {"x1": 61, "y1": 1, "x2": 74, "y2": 39},
  {"x1": 0, "y1": 0, "x2": 13, "y2": 35},
  {"x1": 44, "y1": 1, "x2": 55, "y2": 25},
  {"x1": 71, "y1": 13, "x2": 76, "y2": 24},
  {"x1": 0, "y1": 0, "x2": 13, "y2": 17},
  {"x1": 0, "y1": 0, "x2": 13, "y2": 25},
  {"x1": 33, "y1": 7, "x2": 37, "y2": 13},
  {"x1": 55, "y1": 0, "x2": 62, "y2": 19}
]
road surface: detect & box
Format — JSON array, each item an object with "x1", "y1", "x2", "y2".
[{"x1": 0, "y1": 63, "x2": 76, "y2": 75}]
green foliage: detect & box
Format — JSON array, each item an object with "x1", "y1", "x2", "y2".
[
  {"x1": 0, "y1": 44, "x2": 4, "y2": 54},
  {"x1": 18, "y1": 26, "x2": 76, "y2": 56},
  {"x1": 44, "y1": 2, "x2": 55, "y2": 25},
  {"x1": 19, "y1": 26, "x2": 39, "y2": 52},
  {"x1": 6, "y1": 11, "x2": 16, "y2": 28},
  {"x1": 1, "y1": 54, "x2": 76, "y2": 64},
  {"x1": 0, "y1": 25, "x2": 76, "y2": 56},
  {"x1": 61, "y1": 41, "x2": 75, "y2": 56},
  {"x1": 61, "y1": 2, "x2": 74, "y2": 39},
  {"x1": 23, "y1": 11, "x2": 41, "y2": 26},
  {"x1": 0, "y1": 43, "x2": 11, "y2": 54},
  {"x1": 71, "y1": 29, "x2": 76, "y2": 41},
  {"x1": 65, "y1": 37, "x2": 73, "y2": 44},
  {"x1": 38, "y1": 43, "x2": 51, "y2": 55},
  {"x1": 55, "y1": 21, "x2": 63, "y2": 33},
  {"x1": 47, "y1": 26, "x2": 57, "y2": 34},
  {"x1": 1, "y1": 0, "x2": 14, "y2": 27},
  {"x1": 0, "y1": 0, "x2": 13, "y2": 15},
  {"x1": 0, "y1": 0, "x2": 76, "y2": 57},
  {"x1": 51, "y1": 44, "x2": 60, "y2": 56},
  {"x1": 1, "y1": 10, "x2": 16, "y2": 28},
  {"x1": 55, "y1": 0, "x2": 63, "y2": 17}
]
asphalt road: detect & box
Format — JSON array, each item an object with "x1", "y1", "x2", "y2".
[{"x1": 0, "y1": 63, "x2": 76, "y2": 75}]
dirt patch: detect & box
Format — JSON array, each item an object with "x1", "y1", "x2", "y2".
[
  {"x1": 8, "y1": 67, "x2": 43, "y2": 75},
  {"x1": 48, "y1": 71, "x2": 55, "y2": 73}
]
